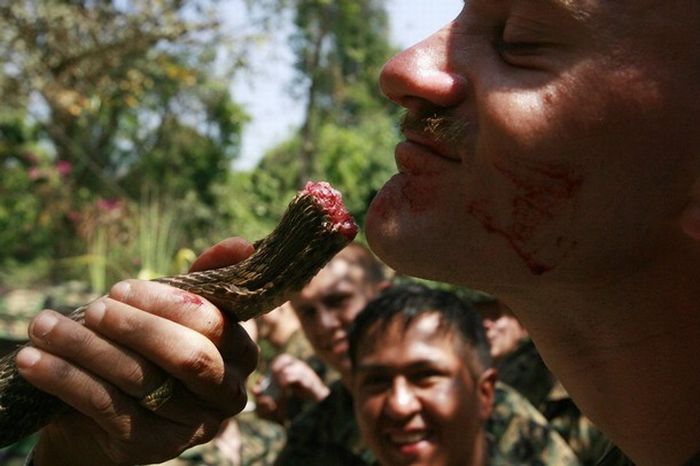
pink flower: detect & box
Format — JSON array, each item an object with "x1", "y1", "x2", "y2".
[
  {"x1": 28, "y1": 167, "x2": 41, "y2": 180},
  {"x1": 67, "y1": 211, "x2": 81, "y2": 223},
  {"x1": 96, "y1": 198, "x2": 123, "y2": 212},
  {"x1": 56, "y1": 160, "x2": 72, "y2": 177}
]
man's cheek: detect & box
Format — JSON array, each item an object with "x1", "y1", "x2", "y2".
[{"x1": 464, "y1": 157, "x2": 583, "y2": 275}]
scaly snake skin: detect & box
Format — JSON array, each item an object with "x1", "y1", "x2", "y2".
[{"x1": 0, "y1": 181, "x2": 357, "y2": 447}]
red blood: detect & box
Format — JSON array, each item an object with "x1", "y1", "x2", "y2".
[
  {"x1": 179, "y1": 291, "x2": 204, "y2": 306},
  {"x1": 465, "y1": 161, "x2": 582, "y2": 275},
  {"x1": 302, "y1": 181, "x2": 358, "y2": 240}
]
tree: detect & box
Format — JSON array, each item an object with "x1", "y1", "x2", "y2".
[
  {"x1": 0, "y1": 0, "x2": 248, "y2": 202},
  {"x1": 0, "y1": 1, "x2": 253, "y2": 280},
  {"x1": 242, "y1": 0, "x2": 400, "y2": 232}
]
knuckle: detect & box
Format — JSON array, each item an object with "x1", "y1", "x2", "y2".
[
  {"x1": 121, "y1": 362, "x2": 149, "y2": 394},
  {"x1": 180, "y1": 346, "x2": 220, "y2": 382},
  {"x1": 89, "y1": 386, "x2": 119, "y2": 419}
]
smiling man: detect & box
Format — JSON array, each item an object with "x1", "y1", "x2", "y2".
[
  {"x1": 273, "y1": 248, "x2": 579, "y2": 465},
  {"x1": 365, "y1": 1, "x2": 700, "y2": 465},
  {"x1": 349, "y1": 285, "x2": 501, "y2": 466}
]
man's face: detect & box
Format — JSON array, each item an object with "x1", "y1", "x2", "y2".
[
  {"x1": 353, "y1": 314, "x2": 494, "y2": 466},
  {"x1": 481, "y1": 310, "x2": 528, "y2": 363},
  {"x1": 366, "y1": 1, "x2": 700, "y2": 290},
  {"x1": 290, "y1": 256, "x2": 380, "y2": 377}
]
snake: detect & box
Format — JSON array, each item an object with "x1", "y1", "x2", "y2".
[{"x1": 0, "y1": 181, "x2": 358, "y2": 447}]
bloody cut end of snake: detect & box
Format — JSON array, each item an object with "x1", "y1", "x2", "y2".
[{"x1": 302, "y1": 181, "x2": 358, "y2": 241}]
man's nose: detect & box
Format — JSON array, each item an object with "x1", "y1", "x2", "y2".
[
  {"x1": 379, "y1": 23, "x2": 468, "y2": 113},
  {"x1": 384, "y1": 377, "x2": 420, "y2": 419}
]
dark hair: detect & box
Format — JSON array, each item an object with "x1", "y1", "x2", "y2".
[{"x1": 348, "y1": 283, "x2": 492, "y2": 373}]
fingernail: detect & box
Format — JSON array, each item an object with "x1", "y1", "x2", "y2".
[
  {"x1": 85, "y1": 300, "x2": 106, "y2": 326},
  {"x1": 16, "y1": 347, "x2": 42, "y2": 369},
  {"x1": 31, "y1": 311, "x2": 58, "y2": 338},
  {"x1": 110, "y1": 280, "x2": 131, "y2": 301}
]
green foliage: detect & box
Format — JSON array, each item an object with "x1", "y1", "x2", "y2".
[
  {"x1": 0, "y1": 0, "x2": 252, "y2": 285},
  {"x1": 247, "y1": 0, "x2": 400, "y2": 236},
  {"x1": 290, "y1": 0, "x2": 396, "y2": 119},
  {"x1": 0, "y1": 112, "x2": 85, "y2": 278},
  {"x1": 0, "y1": 0, "x2": 406, "y2": 293},
  {"x1": 0, "y1": 0, "x2": 249, "y2": 204}
]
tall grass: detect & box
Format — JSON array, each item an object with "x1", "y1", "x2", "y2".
[{"x1": 135, "y1": 189, "x2": 182, "y2": 280}]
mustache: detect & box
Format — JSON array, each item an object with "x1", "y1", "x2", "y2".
[{"x1": 400, "y1": 108, "x2": 469, "y2": 145}]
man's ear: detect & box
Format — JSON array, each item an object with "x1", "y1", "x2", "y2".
[
  {"x1": 680, "y1": 179, "x2": 700, "y2": 240},
  {"x1": 476, "y1": 368, "x2": 497, "y2": 421}
]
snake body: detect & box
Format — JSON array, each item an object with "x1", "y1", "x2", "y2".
[{"x1": 0, "y1": 181, "x2": 357, "y2": 447}]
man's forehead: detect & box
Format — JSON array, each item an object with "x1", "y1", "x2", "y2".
[
  {"x1": 327, "y1": 258, "x2": 351, "y2": 277},
  {"x1": 293, "y1": 258, "x2": 359, "y2": 301},
  {"x1": 471, "y1": 0, "x2": 596, "y2": 14}
]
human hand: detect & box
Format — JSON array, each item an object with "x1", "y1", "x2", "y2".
[
  {"x1": 253, "y1": 354, "x2": 329, "y2": 423},
  {"x1": 17, "y1": 237, "x2": 259, "y2": 466},
  {"x1": 268, "y1": 354, "x2": 330, "y2": 402}
]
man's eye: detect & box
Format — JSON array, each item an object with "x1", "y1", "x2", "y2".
[
  {"x1": 496, "y1": 38, "x2": 550, "y2": 69},
  {"x1": 298, "y1": 306, "x2": 316, "y2": 318},
  {"x1": 324, "y1": 294, "x2": 351, "y2": 309},
  {"x1": 499, "y1": 41, "x2": 538, "y2": 54},
  {"x1": 360, "y1": 374, "x2": 391, "y2": 389},
  {"x1": 411, "y1": 370, "x2": 441, "y2": 384}
]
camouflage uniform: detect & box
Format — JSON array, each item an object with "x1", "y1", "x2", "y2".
[
  {"x1": 497, "y1": 338, "x2": 613, "y2": 465},
  {"x1": 272, "y1": 380, "x2": 372, "y2": 466},
  {"x1": 154, "y1": 412, "x2": 286, "y2": 466},
  {"x1": 274, "y1": 379, "x2": 579, "y2": 466},
  {"x1": 489, "y1": 382, "x2": 581, "y2": 465}
]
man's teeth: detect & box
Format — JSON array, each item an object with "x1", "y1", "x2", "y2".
[{"x1": 389, "y1": 432, "x2": 427, "y2": 444}]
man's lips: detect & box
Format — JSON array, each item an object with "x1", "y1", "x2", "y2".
[
  {"x1": 395, "y1": 135, "x2": 460, "y2": 175},
  {"x1": 383, "y1": 429, "x2": 434, "y2": 457},
  {"x1": 401, "y1": 130, "x2": 461, "y2": 162},
  {"x1": 321, "y1": 335, "x2": 348, "y2": 355},
  {"x1": 387, "y1": 430, "x2": 431, "y2": 445}
]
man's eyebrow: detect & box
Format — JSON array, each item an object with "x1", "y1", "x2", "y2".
[
  {"x1": 356, "y1": 359, "x2": 445, "y2": 374},
  {"x1": 533, "y1": 0, "x2": 593, "y2": 20},
  {"x1": 467, "y1": 0, "x2": 592, "y2": 21}
]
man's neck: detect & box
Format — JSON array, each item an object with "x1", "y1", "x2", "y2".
[{"x1": 501, "y1": 249, "x2": 700, "y2": 466}]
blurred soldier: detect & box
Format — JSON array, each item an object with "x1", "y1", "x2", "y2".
[
  {"x1": 253, "y1": 302, "x2": 332, "y2": 426},
  {"x1": 479, "y1": 298, "x2": 610, "y2": 465}
]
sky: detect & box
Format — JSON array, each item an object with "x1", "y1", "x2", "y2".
[{"x1": 224, "y1": 0, "x2": 463, "y2": 170}]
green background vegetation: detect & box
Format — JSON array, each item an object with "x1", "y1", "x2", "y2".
[{"x1": 0, "y1": 0, "x2": 401, "y2": 294}]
